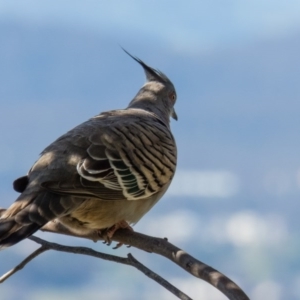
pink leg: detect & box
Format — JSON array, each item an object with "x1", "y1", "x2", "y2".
[
  {"x1": 107, "y1": 220, "x2": 133, "y2": 239},
  {"x1": 100, "y1": 220, "x2": 133, "y2": 249}
]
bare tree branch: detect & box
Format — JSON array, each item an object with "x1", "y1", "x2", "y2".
[
  {"x1": 127, "y1": 253, "x2": 192, "y2": 300},
  {"x1": 40, "y1": 221, "x2": 250, "y2": 300},
  {"x1": 1, "y1": 235, "x2": 192, "y2": 300},
  {"x1": 0, "y1": 246, "x2": 49, "y2": 283},
  {"x1": 0, "y1": 210, "x2": 250, "y2": 300}
]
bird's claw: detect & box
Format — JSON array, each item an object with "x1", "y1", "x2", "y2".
[{"x1": 97, "y1": 220, "x2": 133, "y2": 249}]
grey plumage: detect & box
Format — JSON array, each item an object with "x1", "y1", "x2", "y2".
[{"x1": 0, "y1": 50, "x2": 177, "y2": 249}]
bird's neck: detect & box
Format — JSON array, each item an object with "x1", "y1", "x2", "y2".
[{"x1": 127, "y1": 97, "x2": 170, "y2": 126}]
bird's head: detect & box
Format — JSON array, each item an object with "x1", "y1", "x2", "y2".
[{"x1": 124, "y1": 49, "x2": 177, "y2": 124}]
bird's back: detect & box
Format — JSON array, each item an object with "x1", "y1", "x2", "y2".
[{"x1": 0, "y1": 51, "x2": 178, "y2": 249}]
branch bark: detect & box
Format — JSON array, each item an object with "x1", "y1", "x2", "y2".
[
  {"x1": 0, "y1": 210, "x2": 250, "y2": 300},
  {"x1": 41, "y1": 221, "x2": 250, "y2": 300},
  {"x1": 0, "y1": 245, "x2": 49, "y2": 283},
  {"x1": 1, "y1": 235, "x2": 192, "y2": 300}
]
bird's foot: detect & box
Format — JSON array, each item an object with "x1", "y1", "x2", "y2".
[
  {"x1": 99, "y1": 220, "x2": 133, "y2": 249},
  {"x1": 107, "y1": 220, "x2": 133, "y2": 239}
]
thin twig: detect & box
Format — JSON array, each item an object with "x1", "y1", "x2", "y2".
[
  {"x1": 40, "y1": 221, "x2": 250, "y2": 300},
  {"x1": 24, "y1": 236, "x2": 192, "y2": 300},
  {"x1": 113, "y1": 230, "x2": 249, "y2": 300},
  {"x1": 29, "y1": 236, "x2": 132, "y2": 264},
  {"x1": 0, "y1": 246, "x2": 48, "y2": 283},
  {"x1": 127, "y1": 253, "x2": 192, "y2": 300},
  {"x1": 0, "y1": 214, "x2": 250, "y2": 300}
]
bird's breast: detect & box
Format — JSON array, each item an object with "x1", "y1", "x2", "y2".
[{"x1": 60, "y1": 193, "x2": 164, "y2": 231}]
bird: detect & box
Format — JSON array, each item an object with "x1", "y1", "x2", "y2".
[{"x1": 0, "y1": 50, "x2": 178, "y2": 249}]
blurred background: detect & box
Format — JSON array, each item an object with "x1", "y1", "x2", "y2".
[{"x1": 0, "y1": 1, "x2": 299, "y2": 299}]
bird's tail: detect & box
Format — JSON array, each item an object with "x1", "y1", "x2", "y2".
[
  {"x1": 0, "y1": 191, "x2": 82, "y2": 249},
  {"x1": 0, "y1": 218, "x2": 41, "y2": 249}
]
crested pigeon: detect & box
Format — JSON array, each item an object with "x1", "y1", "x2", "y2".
[{"x1": 0, "y1": 50, "x2": 177, "y2": 249}]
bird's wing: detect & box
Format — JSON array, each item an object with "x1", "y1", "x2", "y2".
[{"x1": 40, "y1": 114, "x2": 177, "y2": 201}]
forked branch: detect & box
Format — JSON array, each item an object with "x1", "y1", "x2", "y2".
[{"x1": 0, "y1": 211, "x2": 249, "y2": 300}]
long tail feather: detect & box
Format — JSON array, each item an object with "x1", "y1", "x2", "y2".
[
  {"x1": 0, "y1": 191, "x2": 83, "y2": 249},
  {"x1": 0, "y1": 221, "x2": 41, "y2": 249}
]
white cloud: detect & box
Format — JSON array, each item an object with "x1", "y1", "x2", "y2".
[
  {"x1": 251, "y1": 280, "x2": 282, "y2": 300},
  {"x1": 167, "y1": 170, "x2": 239, "y2": 198},
  {"x1": 30, "y1": 286, "x2": 126, "y2": 300},
  {"x1": 186, "y1": 210, "x2": 289, "y2": 247},
  {"x1": 154, "y1": 277, "x2": 226, "y2": 300},
  {"x1": 224, "y1": 211, "x2": 287, "y2": 247},
  {"x1": 141, "y1": 210, "x2": 199, "y2": 244},
  {"x1": 21, "y1": 272, "x2": 226, "y2": 300},
  {"x1": 140, "y1": 209, "x2": 288, "y2": 248}
]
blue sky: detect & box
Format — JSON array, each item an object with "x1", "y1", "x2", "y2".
[
  {"x1": 1, "y1": 1, "x2": 300, "y2": 53},
  {"x1": 0, "y1": 2, "x2": 300, "y2": 300}
]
